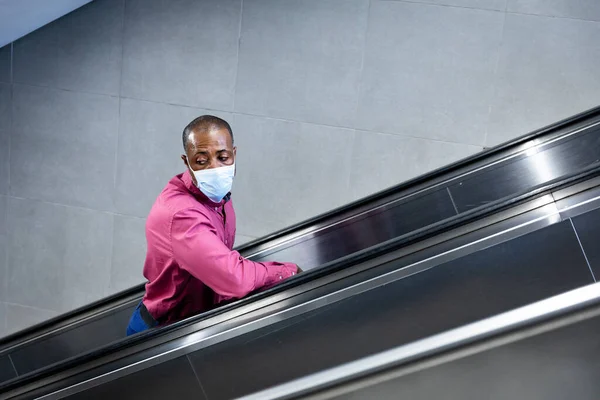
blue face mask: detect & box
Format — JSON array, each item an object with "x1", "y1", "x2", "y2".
[{"x1": 188, "y1": 163, "x2": 235, "y2": 203}]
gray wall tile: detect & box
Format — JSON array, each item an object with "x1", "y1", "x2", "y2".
[
  {"x1": 5, "y1": 303, "x2": 58, "y2": 336},
  {"x1": 10, "y1": 84, "x2": 119, "y2": 211},
  {"x1": 6, "y1": 197, "x2": 112, "y2": 313},
  {"x1": 0, "y1": 83, "x2": 9, "y2": 131},
  {"x1": 487, "y1": 14, "x2": 600, "y2": 146},
  {"x1": 121, "y1": 0, "x2": 241, "y2": 110},
  {"x1": 388, "y1": 0, "x2": 507, "y2": 11},
  {"x1": 232, "y1": 114, "x2": 354, "y2": 237},
  {"x1": 0, "y1": 45, "x2": 10, "y2": 83},
  {"x1": 508, "y1": 0, "x2": 600, "y2": 21},
  {"x1": 114, "y1": 98, "x2": 233, "y2": 217},
  {"x1": 235, "y1": 234, "x2": 257, "y2": 248},
  {"x1": 108, "y1": 215, "x2": 147, "y2": 295},
  {"x1": 350, "y1": 132, "x2": 481, "y2": 200},
  {"x1": 0, "y1": 131, "x2": 8, "y2": 195},
  {"x1": 13, "y1": 0, "x2": 124, "y2": 95},
  {"x1": 234, "y1": 0, "x2": 369, "y2": 127},
  {"x1": 356, "y1": 2, "x2": 504, "y2": 146}
]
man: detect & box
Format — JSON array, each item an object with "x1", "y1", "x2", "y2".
[{"x1": 126, "y1": 115, "x2": 300, "y2": 335}]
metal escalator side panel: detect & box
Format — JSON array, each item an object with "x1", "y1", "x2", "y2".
[{"x1": 238, "y1": 283, "x2": 600, "y2": 400}]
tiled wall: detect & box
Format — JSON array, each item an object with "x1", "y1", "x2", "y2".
[{"x1": 0, "y1": 0, "x2": 598, "y2": 337}]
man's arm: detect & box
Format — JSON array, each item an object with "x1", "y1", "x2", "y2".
[{"x1": 171, "y1": 208, "x2": 298, "y2": 299}]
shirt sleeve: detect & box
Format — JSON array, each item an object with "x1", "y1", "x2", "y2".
[{"x1": 170, "y1": 208, "x2": 298, "y2": 299}]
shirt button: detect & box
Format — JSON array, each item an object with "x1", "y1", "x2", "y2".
[{"x1": 279, "y1": 276, "x2": 283, "y2": 280}]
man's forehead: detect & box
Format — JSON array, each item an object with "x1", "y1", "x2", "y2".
[{"x1": 188, "y1": 128, "x2": 233, "y2": 149}]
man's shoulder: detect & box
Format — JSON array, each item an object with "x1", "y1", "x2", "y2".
[{"x1": 148, "y1": 177, "x2": 210, "y2": 221}]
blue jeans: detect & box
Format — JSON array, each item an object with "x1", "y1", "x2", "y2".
[{"x1": 126, "y1": 301, "x2": 158, "y2": 336}]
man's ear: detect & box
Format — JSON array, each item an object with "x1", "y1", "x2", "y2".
[
  {"x1": 182, "y1": 155, "x2": 198, "y2": 185},
  {"x1": 233, "y1": 147, "x2": 237, "y2": 175}
]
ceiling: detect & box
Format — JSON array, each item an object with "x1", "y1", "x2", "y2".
[{"x1": 0, "y1": 0, "x2": 93, "y2": 48}]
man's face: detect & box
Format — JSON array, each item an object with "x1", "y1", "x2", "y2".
[{"x1": 181, "y1": 127, "x2": 236, "y2": 181}]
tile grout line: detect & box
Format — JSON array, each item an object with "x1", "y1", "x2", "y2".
[
  {"x1": 569, "y1": 218, "x2": 597, "y2": 282},
  {"x1": 110, "y1": 0, "x2": 125, "y2": 297},
  {"x1": 113, "y1": 95, "x2": 122, "y2": 216},
  {"x1": 106, "y1": 214, "x2": 116, "y2": 298},
  {"x1": 231, "y1": 0, "x2": 244, "y2": 112},
  {"x1": 113, "y1": 0, "x2": 127, "y2": 199},
  {"x1": 393, "y1": 0, "x2": 506, "y2": 13},
  {"x1": 505, "y1": 10, "x2": 600, "y2": 24},
  {"x1": 110, "y1": 0, "x2": 125, "y2": 296},
  {"x1": 6, "y1": 194, "x2": 146, "y2": 220},
  {"x1": 10, "y1": 80, "x2": 120, "y2": 98},
  {"x1": 342, "y1": 0, "x2": 369, "y2": 208},
  {"x1": 2, "y1": 300, "x2": 57, "y2": 314},
  {"x1": 350, "y1": 0, "x2": 371, "y2": 131},
  {"x1": 345, "y1": 0, "x2": 372, "y2": 195},
  {"x1": 1, "y1": 302, "x2": 6, "y2": 341},
  {"x1": 226, "y1": 108, "x2": 483, "y2": 147},
  {"x1": 118, "y1": 0, "x2": 127, "y2": 97},
  {"x1": 2, "y1": 196, "x2": 7, "y2": 318},
  {"x1": 4, "y1": 43, "x2": 13, "y2": 314},
  {"x1": 446, "y1": 187, "x2": 460, "y2": 215},
  {"x1": 482, "y1": 5, "x2": 507, "y2": 148},
  {"x1": 8, "y1": 82, "x2": 482, "y2": 148},
  {"x1": 345, "y1": 130, "x2": 357, "y2": 200},
  {"x1": 389, "y1": 0, "x2": 600, "y2": 23},
  {"x1": 186, "y1": 355, "x2": 210, "y2": 400}
]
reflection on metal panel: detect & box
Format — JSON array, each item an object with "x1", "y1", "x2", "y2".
[
  {"x1": 9, "y1": 305, "x2": 136, "y2": 376},
  {"x1": 333, "y1": 315, "x2": 600, "y2": 400},
  {"x1": 251, "y1": 189, "x2": 456, "y2": 270},
  {"x1": 449, "y1": 127, "x2": 600, "y2": 213},
  {"x1": 240, "y1": 283, "x2": 600, "y2": 400},
  {"x1": 65, "y1": 356, "x2": 205, "y2": 400},
  {"x1": 187, "y1": 220, "x2": 593, "y2": 399},
  {"x1": 324, "y1": 294, "x2": 600, "y2": 400}
]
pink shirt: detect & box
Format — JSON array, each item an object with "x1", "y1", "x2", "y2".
[{"x1": 142, "y1": 170, "x2": 298, "y2": 324}]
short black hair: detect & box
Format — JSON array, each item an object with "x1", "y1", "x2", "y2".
[{"x1": 182, "y1": 115, "x2": 234, "y2": 151}]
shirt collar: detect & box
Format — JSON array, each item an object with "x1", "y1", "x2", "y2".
[{"x1": 182, "y1": 169, "x2": 230, "y2": 206}]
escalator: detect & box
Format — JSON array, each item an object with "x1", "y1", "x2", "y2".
[
  {"x1": 1, "y1": 106, "x2": 600, "y2": 399},
  {"x1": 53, "y1": 177, "x2": 600, "y2": 400},
  {"x1": 240, "y1": 282, "x2": 600, "y2": 400}
]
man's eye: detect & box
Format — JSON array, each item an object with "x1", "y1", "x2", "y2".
[
  {"x1": 197, "y1": 160, "x2": 207, "y2": 165},
  {"x1": 219, "y1": 157, "x2": 229, "y2": 162}
]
